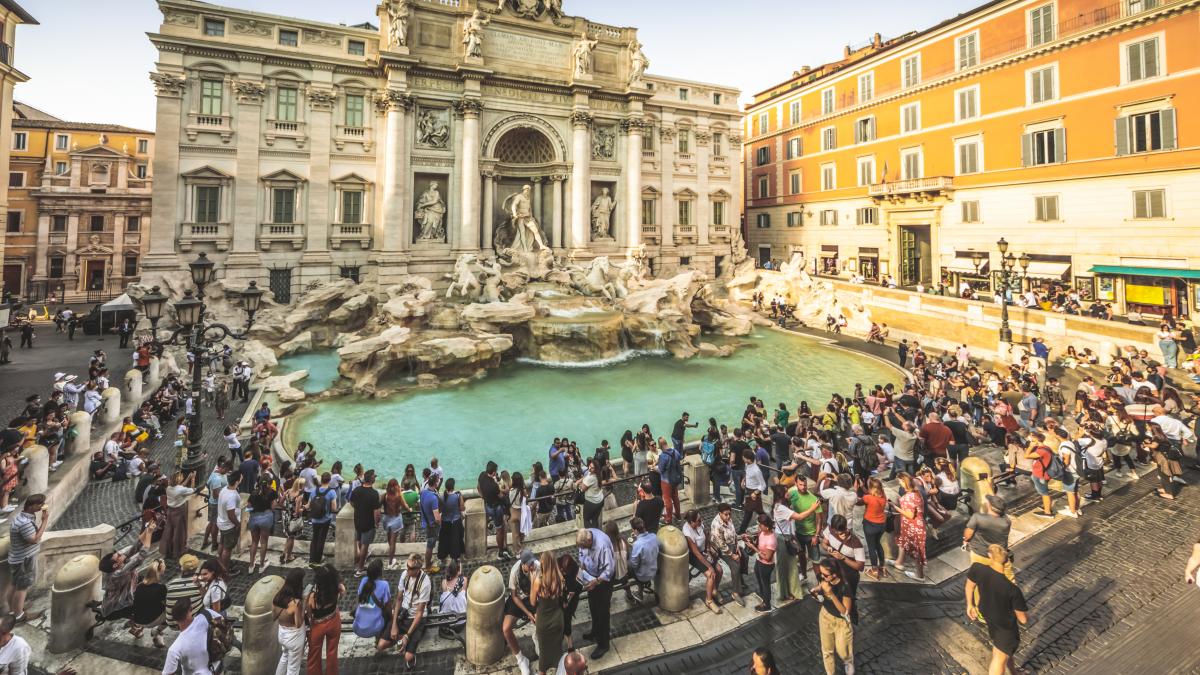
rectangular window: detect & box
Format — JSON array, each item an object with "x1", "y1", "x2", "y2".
[
  {"x1": 712, "y1": 133, "x2": 722, "y2": 156},
  {"x1": 5, "y1": 211, "x2": 20, "y2": 233},
  {"x1": 342, "y1": 191, "x2": 363, "y2": 224},
  {"x1": 136, "y1": 165, "x2": 148, "y2": 179},
  {"x1": 1133, "y1": 189, "x2": 1166, "y2": 218},
  {"x1": 124, "y1": 255, "x2": 138, "y2": 278},
  {"x1": 712, "y1": 93, "x2": 722, "y2": 105},
  {"x1": 957, "y1": 87, "x2": 979, "y2": 121},
  {"x1": 126, "y1": 216, "x2": 141, "y2": 232},
  {"x1": 55, "y1": 161, "x2": 68, "y2": 175},
  {"x1": 641, "y1": 199, "x2": 656, "y2": 225},
  {"x1": 1117, "y1": 109, "x2": 1176, "y2": 154},
  {"x1": 957, "y1": 33, "x2": 979, "y2": 70},
  {"x1": 1028, "y1": 66, "x2": 1056, "y2": 104},
  {"x1": 55, "y1": 134, "x2": 69, "y2": 151},
  {"x1": 713, "y1": 202, "x2": 726, "y2": 225},
  {"x1": 821, "y1": 164, "x2": 836, "y2": 191},
  {"x1": 856, "y1": 207, "x2": 878, "y2": 225},
  {"x1": 757, "y1": 113, "x2": 768, "y2": 135},
  {"x1": 962, "y1": 200, "x2": 981, "y2": 223},
  {"x1": 348, "y1": 39, "x2": 365, "y2": 56},
  {"x1": 279, "y1": 29, "x2": 299, "y2": 47},
  {"x1": 272, "y1": 188, "x2": 296, "y2": 223},
  {"x1": 789, "y1": 171, "x2": 801, "y2": 195},
  {"x1": 789, "y1": 101, "x2": 801, "y2": 124},
  {"x1": 1024, "y1": 128, "x2": 1066, "y2": 165},
  {"x1": 822, "y1": 127, "x2": 837, "y2": 151},
  {"x1": 276, "y1": 87, "x2": 298, "y2": 122},
  {"x1": 203, "y1": 18, "x2": 225, "y2": 36},
  {"x1": 756, "y1": 147, "x2": 771, "y2": 166},
  {"x1": 7, "y1": 172, "x2": 22, "y2": 188},
  {"x1": 642, "y1": 132, "x2": 655, "y2": 152},
  {"x1": 902, "y1": 149, "x2": 922, "y2": 180},
  {"x1": 89, "y1": 215, "x2": 105, "y2": 232},
  {"x1": 49, "y1": 257, "x2": 64, "y2": 279},
  {"x1": 756, "y1": 213, "x2": 771, "y2": 229},
  {"x1": 820, "y1": 209, "x2": 837, "y2": 226},
  {"x1": 195, "y1": 186, "x2": 221, "y2": 223},
  {"x1": 1128, "y1": 0, "x2": 1161, "y2": 13},
  {"x1": 854, "y1": 117, "x2": 876, "y2": 144},
  {"x1": 957, "y1": 140, "x2": 981, "y2": 174},
  {"x1": 678, "y1": 131, "x2": 690, "y2": 154},
  {"x1": 901, "y1": 103, "x2": 920, "y2": 133},
  {"x1": 137, "y1": 139, "x2": 149, "y2": 154},
  {"x1": 902, "y1": 55, "x2": 921, "y2": 88},
  {"x1": 786, "y1": 138, "x2": 802, "y2": 159},
  {"x1": 757, "y1": 176, "x2": 770, "y2": 199},
  {"x1": 858, "y1": 157, "x2": 875, "y2": 186},
  {"x1": 200, "y1": 79, "x2": 223, "y2": 116},
  {"x1": 339, "y1": 265, "x2": 361, "y2": 283},
  {"x1": 12, "y1": 132, "x2": 26, "y2": 151},
  {"x1": 678, "y1": 201, "x2": 692, "y2": 225},
  {"x1": 52, "y1": 215, "x2": 67, "y2": 232},
  {"x1": 1035, "y1": 195, "x2": 1060, "y2": 222},
  {"x1": 787, "y1": 211, "x2": 803, "y2": 227},
  {"x1": 859, "y1": 73, "x2": 874, "y2": 103},
  {"x1": 822, "y1": 88, "x2": 835, "y2": 114},
  {"x1": 1029, "y1": 5, "x2": 1055, "y2": 47},
  {"x1": 345, "y1": 94, "x2": 365, "y2": 128},
  {"x1": 1126, "y1": 37, "x2": 1161, "y2": 82},
  {"x1": 679, "y1": 88, "x2": 689, "y2": 101}
]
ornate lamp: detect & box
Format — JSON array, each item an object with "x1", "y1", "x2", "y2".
[
  {"x1": 996, "y1": 237, "x2": 1009, "y2": 255},
  {"x1": 140, "y1": 286, "x2": 168, "y2": 326},
  {"x1": 240, "y1": 280, "x2": 264, "y2": 318},
  {"x1": 174, "y1": 290, "x2": 203, "y2": 329},
  {"x1": 189, "y1": 252, "x2": 217, "y2": 289}
]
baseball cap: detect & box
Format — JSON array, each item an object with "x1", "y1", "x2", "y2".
[
  {"x1": 519, "y1": 548, "x2": 537, "y2": 567},
  {"x1": 985, "y1": 494, "x2": 1006, "y2": 516}
]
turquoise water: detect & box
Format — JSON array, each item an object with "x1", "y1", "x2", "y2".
[
  {"x1": 277, "y1": 352, "x2": 343, "y2": 394},
  {"x1": 284, "y1": 330, "x2": 901, "y2": 480}
]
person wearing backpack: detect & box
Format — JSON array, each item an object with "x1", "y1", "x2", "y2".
[
  {"x1": 353, "y1": 559, "x2": 391, "y2": 642},
  {"x1": 307, "y1": 473, "x2": 339, "y2": 567},
  {"x1": 162, "y1": 598, "x2": 213, "y2": 675},
  {"x1": 847, "y1": 426, "x2": 879, "y2": 481},
  {"x1": 1024, "y1": 431, "x2": 1079, "y2": 519},
  {"x1": 657, "y1": 440, "x2": 683, "y2": 525}
]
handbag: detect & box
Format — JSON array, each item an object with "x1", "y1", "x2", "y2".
[{"x1": 884, "y1": 504, "x2": 896, "y2": 533}]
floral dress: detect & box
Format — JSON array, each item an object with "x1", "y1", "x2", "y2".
[{"x1": 897, "y1": 490, "x2": 926, "y2": 564}]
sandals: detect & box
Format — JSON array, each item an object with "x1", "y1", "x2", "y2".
[{"x1": 706, "y1": 599, "x2": 723, "y2": 614}]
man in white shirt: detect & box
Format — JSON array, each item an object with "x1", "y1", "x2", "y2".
[
  {"x1": 819, "y1": 474, "x2": 858, "y2": 525},
  {"x1": 0, "y1": 615, "x2": 32, "y2": 675},
  {"x1": 215, "y1": 471, "x2": 242, "y2": 573},
  {"x1": 1152, "y1": 405, "x2": 1196, "y2": 445},
  {"x1": 162, "y1": 598, "x2": 212, "y2": 675}
]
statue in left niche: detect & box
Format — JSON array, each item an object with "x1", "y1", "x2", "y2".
[
  {"x1": 463, "y1": 9, "x2": 490, "y2": 59},
  {"x1": 386, "y1": 0, "x2": 410, "y2": 49},
  {"x1": 415, "y1": 181, "x2": 448, "y2": 242},
  {"x1": 417, "y1": 110, "x2": 449, "y2": 149}
]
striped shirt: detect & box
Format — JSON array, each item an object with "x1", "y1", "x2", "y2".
[
  {"x1": 8, "y1": 512, "x2": 38, "y2": 564},
  {"x1": 164, "y1": 575, "x2": 203, "y2": 630}
]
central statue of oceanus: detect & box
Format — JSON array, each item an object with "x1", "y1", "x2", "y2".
[{"x1": 500, "y1": 185, "x2": 548, "y2": 253}]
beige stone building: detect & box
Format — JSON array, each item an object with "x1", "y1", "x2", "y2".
[
  {"x1": 0, "y1": 0, "x2": 36, "y2": 301},
  {"x1": 144, "y1": 0, "x2": 742, "y2": 302}
]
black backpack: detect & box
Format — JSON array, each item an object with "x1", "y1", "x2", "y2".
[
  {"x1": 202, "y1": 608, "x2": 235, "y2": 666},
  {"x1": 307, "y1": 488, "x2": 330, "y2": 520},
  {"x1": 855, "y1": 435, "x2": 880, "y2": 472}
]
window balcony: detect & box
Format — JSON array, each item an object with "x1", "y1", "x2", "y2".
[
  {"x1": 330, "y1": 223, "x2": 372, "y2": 250},
  {"x1": 711, "y1": 225, "x2": 731, "y2": 239},
  {"x1": 640, "y1": 225, "x2": 659, "y2": 244},
  {"x1": 185, "y1": 113, "x2": 234, "y2": 143},
  {"x1": 265, "y1": 119, "x2": 308, "y2": 148},
  {"x1": 179, "y1": 222, "x2": 231, "y2": 252},
  {"x1": 868, "y1": 176, "x2": 953, "y2": 200},
  {"x1": 259, "y1": 222, "x2": 306, "y2": 251},
  {"x1": 334, "y1": 126, "x2": 373, "y2": 152}
]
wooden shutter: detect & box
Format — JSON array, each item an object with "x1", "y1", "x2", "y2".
[
  {"x1": 1127, "y1": 43, "x2": 1142, "y2": 81},
  {"x1": 1053, "y1": 128, "x2": 1066, "y2": 163},
  {"x1": 1115, "y1": 117, "x2": 1130, "y2": 156},
  {"x1": 1021, "y1": 133, "x2": 1033, "y2": 167},
  {"x1": 1159, "y1": 108, "x2": 1177, "y2": 150}
]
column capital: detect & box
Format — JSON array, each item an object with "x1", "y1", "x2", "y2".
[
  {"x1": 659, "y1": 125, "x2": 677, "y2": 141},
  {"x1": 531, "y1": 176, "x2": 545, "y2": 184},
  {"x1": 728, "y1": 133, "x2": 744, "y2": 148},
  {"x1": 307, "y1": 86, "x2": 337, "y2": 112},
  {"x1": 569, "y1": 110, "x2": 593, "y2": 129},
  {"x1": 549, "y1": 174, "x2": 567, "y2": 183},
  {"x1": 620, "y1": 118, "x2": 652, "y2": 134},
  {"x1": 454, "y1": 98, "x2": 484, "y2": 118},
  {"x1": 375, "y1": 89, "x2": 414, "y2": 113},
  {"x1": 150, "y1": 72, "x2": 186, "y2": 98}
]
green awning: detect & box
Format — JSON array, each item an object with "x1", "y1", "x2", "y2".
[{"x1": 1089, "y1": 265, "x2": 1200, "y2": 280}]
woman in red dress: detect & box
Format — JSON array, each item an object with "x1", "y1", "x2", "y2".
[{"x1": 891, "y1": 472, "x2": 927, "y2": 582}]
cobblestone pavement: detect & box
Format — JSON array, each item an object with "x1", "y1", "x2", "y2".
[{"x1": 0, "y1": 324, "x2": 119, "y2": 422}]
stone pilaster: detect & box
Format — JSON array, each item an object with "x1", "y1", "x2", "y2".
[
  {"x1": 482, "y1": 171, "x2": 496, "y2": 252},
  {"x1": 659, "y1": 124, "x2": 676, "y2": 248},
  {"x1": 569, "y1": 111, "x2": 592, "y2": 250},
  {"x1": 621, "y1": 118, "x2": 646, "y2": 249},
  {"x1": 303, "y1": 83, "x2": 336, "y2": 266},
  {"x1": 226, "y1": 71, "x2": 265, "y2": 277},
  {"x1": 143, "y1": 72, "x2": 186, "y2": 273},
  {"x1": 455, "y1": 98, "x2": 484, "y2": 252},
  {"x1": 695, "y1": 129, "x2": 712, "y2": 246},
  {"x1": 377, "y1": 89, "x2": 413, "y2": 253},
  {"x1": 551, "y1": 175, "x2": 565, "y2": 249}
]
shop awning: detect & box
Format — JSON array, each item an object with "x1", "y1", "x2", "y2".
[
  {"x1": 944, "y1": 257, "x2": 989, "y2": 274},
  {"x1": 1024, "y1": 261, "x2": 1071, "y2": 280},
  {"x1": 1090, "y1": 265, "x2": 1200, "y2": 280}
]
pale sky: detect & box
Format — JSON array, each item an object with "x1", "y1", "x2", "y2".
[{"x1": 14, "y1": 0, "x2": 980, "y2": 130}]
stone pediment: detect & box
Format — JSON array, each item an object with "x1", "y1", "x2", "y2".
[
  {"x1": 182, "y1": 165, "x2": 234, "y2": 180},
  {"x1": 261, "y1": 168, "x2": 307, "y2": 183},
  {"x1": 331, "y1": 172, "x2": 370, "y2": 185},
  {"x1": 72, "y1": 144, "x2": 131, "y2": 159},
  {"x1": 75, "y1": 235, "x2": 115, "y2": 256}
]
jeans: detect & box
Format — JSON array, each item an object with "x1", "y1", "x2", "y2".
[
  {"x1": 661, "y1": 481, "x2": 680, "y2": 523},
  {"x1": 582, "y1": 499, "x2": 603, "y2": 529},
  {"x1": 306, "y1": 612, "x2": 340, "y2": 675},
  {"x1": 556, "y1": 503, "x2": 574, "y2": 524},
  {"x1": 275, "y1": 623, "x2": 305, "y2": 675},
  {"x1": 890, "y1": 458, "x2": 918, "y2": 480},
  {"x1": 754, "y1": 560, "x2": 775, "y2": 609},
  {"x1": 309, "y1": 521, "x2": 331, "y2": 564},
  {"x1": 709, "y1": 467, "x2": 724, "y2": 502},
  {"x1": 729, "y1": 469, "x2": 745, "y2": 506},
  {"x1": 862, "y1": 519, "x2": 886, "y2": 567}
]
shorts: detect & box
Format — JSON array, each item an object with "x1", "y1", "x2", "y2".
[
  {"x1": 219, "y1": 525, "x2": 240, "y2": 550},
  {"x1": 503, "y1": 595, "x2": 532, "y2": 619},
  {"x1": 393, "y1": 609, "x2": 425, "y2": 654},
  {"x1": 382, "y1": 514, "x2": 404, "y2": 534},
  {"x1": 248, "y1": 510, "x2": 274, "y2": 533},
  {"x1": 486, "y1": 504, "x2": 507, "y2": 528},
  {"x1": 688, "y1": 551, "x2": 714, "y2": 574},
  {"x1": 424, "y1": 525, "x2": 440, "y2": 549},
  {"x1": 11, "y1": 557, "x2": 36, "y2": 590},
  {"x1": 988, "y1": 626, "x2": 1020, "y2": 656},
  {"x1": 1031, "y1": 476, "x2": 1050, "y2": 496},
  {"x1": 207, "y1": 503, "x2": 218, "y2": 523},
  {"x1": 357, "y1": 529, "x2": 376, "y2": 546}
]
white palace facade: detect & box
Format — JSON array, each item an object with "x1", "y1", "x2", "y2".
[{"x1": 144, "y1": 0, "x2": 742, "y2": 301}]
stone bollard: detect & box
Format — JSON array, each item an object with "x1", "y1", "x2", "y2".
[
  {"x1": 241, "y1": 575, "x2": 285, "y2": 675},
  {"x1": 67, "y1": 412, "x2": 91, "y2": 457},
  {"x1": 18, "y1": 445, "x2": 49, "y2": 498},
  {"x1": 147, "y1": 356, "x2": 162, "y2": 388},
  {"x1": 100, "y1": 387, "x2": 122, "y2": 425},
  {"x1": 682, "y1": 456, "x2": 710, "y2": 508},
  {"x1": 48, "y1": 554, "x2": 101, "y2": 653},
  {"x1": 0, "y1": 537, "x2": 10, "y2": 615},
  {"x1": 124, "y1": 369, "x2": 143, "y2": 409},
  {"x1": 655, "y1": 525, "x2": 690, "y2": 612},
  {"x1": 465, "y1": 565, "x2": 506, "y2": 666},
  {"x1": 333, "y1": 501, "x2": 356, "y2": 570},
  {"x1": 464, "y1": 500, "x2": 487, "y2": 559},
  {"x1": 1098, "y1": 341, "x2": 1116, "y2": 367},
  {"x1": 959, "y1": 456, "x2": 995, "y2": 516}
]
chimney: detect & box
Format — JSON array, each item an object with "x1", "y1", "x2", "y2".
[
  {"x1": 873, "y1": 32, "x2": 882, "y2": 48},
  {"x1": 844, "y1": 45, "x2": 852, "y2": 58}
]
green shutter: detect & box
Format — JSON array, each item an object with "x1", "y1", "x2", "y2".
[
  {"x1": 1021, "y1": 133, "x2": 1033, "y2": 167},
  {"x1": 1053, "y1": 128, "x2": 1066, "y2": 163},
  {"x1": 1159, "y1": 108, "x2": 1177, "y2": 150},
  {"x1": 1115, "y1": 117, "x2": 1130, "y2": 156},
  {"x1": 1127, "y1": 43, "x2": 1142, "y2": 81},
  {"x1": 1144, "y1": 40, "x2": 1158, "y2": 78}
]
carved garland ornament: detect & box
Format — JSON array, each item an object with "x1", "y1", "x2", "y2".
[
  {"x1": 307, "y1": 87, "x2": 338, "y2": 111},
  {"x1": 303, "y1": 29, "x2": 342, "y2": 47},
  {"x1": 728, "y1": 133, "x2": 744, "y2": 148},
  {"x1": 150, "y1": 72, "x2": 187, "y2": 98},
  {"x1": 694, "y1": 130, "x2": 713, "y2": 146},
  {"x1": 620, "y1": 118, "x2": 653, "y2": 135},
  {"x1": 232, "y1": 19, "x2": 272, "y2": 37},
  {"x1": 233, "y1": 80, "x2": 266, "y2": 104},
  {"x1": 163, "y1": 10, "x2": 197, "y2": 27},
  {"x1": 658, "y1": 126, "x2": 676, "y2": 141}
]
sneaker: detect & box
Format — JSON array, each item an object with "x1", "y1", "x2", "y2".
[
  {"x1": 1034, "y1": 511, "x2": 1055, "y2": 519},
  {"x1": 1057, "y1": 508, "x2": 1079, "y2": 519},
  {"x1": 1, "y1": 505, "x2": 16, "y2": 513},
  {"x1": 354, "y1": 569, "x2": 365, "y2": 577},
  {"x1": 1084, "y1": 493, "x2": 1103, "y2": 502},
  {"x1": 1129, "y1": 472, "x2": 1140, "y2": 481},
  {"x1": 904, "y1": 570, "x2": 926, "y2": 582},
  {"x1": 516, "y1": 653, "x2": 532, "y2": 675}
]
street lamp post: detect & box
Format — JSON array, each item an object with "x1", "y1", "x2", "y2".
[
  {"x1": 137, "y1": 253, "x2": 263, "y2": 479},
  {"x1": 994, "y1": 238, "x2": 1031, "y2": 347}
]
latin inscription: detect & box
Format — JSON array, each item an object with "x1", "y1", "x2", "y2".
[{"x1": 484, "y1": 31, "x2": 569, "y2": 69}]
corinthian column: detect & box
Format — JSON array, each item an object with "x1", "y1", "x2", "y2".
[
  {"x1": 456, "y1": 98, "x2": 484, "y2": 251},
  {"x1": 551, "y1": 175, "x2": 565, "y2": 248},
  {"x1": 622, "y1": 118, "x2": 645, "y2": 249},
  {"x1": 143, "y1": 72, "x2": 187, "y2": 274},
  {"x1": 377, "y1": 90, "x2": 413, "y2": 252},
  {"x1": 569, "y1": 111, "x2": 592, "y2": 250},
  {"x1": 482, "y1": 171, "x2": 496, "y2": 251}
]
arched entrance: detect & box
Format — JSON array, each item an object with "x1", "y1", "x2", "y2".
[{"x1": 482, "y1": 118, "x2": 569, "y2": 250}]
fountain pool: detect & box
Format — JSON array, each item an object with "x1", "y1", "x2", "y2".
[{"x1": 279, "y1": 329, "x2": 902, "y2": 480}]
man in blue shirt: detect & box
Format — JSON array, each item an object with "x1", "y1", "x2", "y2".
[
  {"x1": 419, "y1": 475, "x2": 442, "y2": 573},
  {"x1": 548, "y1": 438, "x2": 566, "y2": 479},
  {"x1": 657, "y1": 440, "x2": 683, "y2": 525},
  {"x1": 577, "y1": 528, "x2": 615, "y2": 660},
  {"x1": 627, "y1": 517, "x2": 659, "y2": 604},
  {"x1": 308, "y1": 472, "x2": 338, "y2": 568},
  {"x1": 202, "y1": 462, "x2": 228, "y2": 552}
]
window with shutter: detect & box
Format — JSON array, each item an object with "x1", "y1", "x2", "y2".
[
  {"x1": 1133, "y1": 189, "x2": 1166, "y2": 218},
  {"x1": 902, "y1": 55, "x2": 921, "y2": 88},
  {"x1": 822, "y1": 88, "x2": 835, "y2": 114},
  {"x1": 1035, "y1": 195, "x2": 1059, "y2": 222},
  {"x1": 957, "y1": 34, "x2": 978, "y2": 70},
  {"x1": 1123, "y1": 110, "x2": 1174, "y2": 153},
  {"x1": 1029, "y1": 5, "x2": 1054, "y2": 47},
  {"x1": 859, "y1": 74, "x2": 874, "y2": 102},
  {"x1": 1029, "y1": 67, "x2": 1055, "y2": 104},
  {"x1": 1126, "y1": 38, "x2": 1160, "y2": 82},
  {"x1": 957, "y1": 88, "x2": 979, "y2": 121},
  {"x1": 962, "y1": 200, "x2": 980, "y2": 223},
  {"x1": 958, "y1": 142, "x2": 980, "y2": 174}
]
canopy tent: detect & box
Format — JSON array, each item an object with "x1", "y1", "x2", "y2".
[
  {"x1": 1023, "y1": 261, "x2": 1071, "y2": 281},
  {"x1": 1089, "y1": 265, "x2": 1200, "y2": 280},
  {"x1": 100, "y1": 293, "x2": 136, "y2": 313},
  {"x1": 943, "y1": 257, "x2": 990, "y2": 275},
  {"x1": 86, "y1": 293, "x2": 138, "y2": 335}
]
